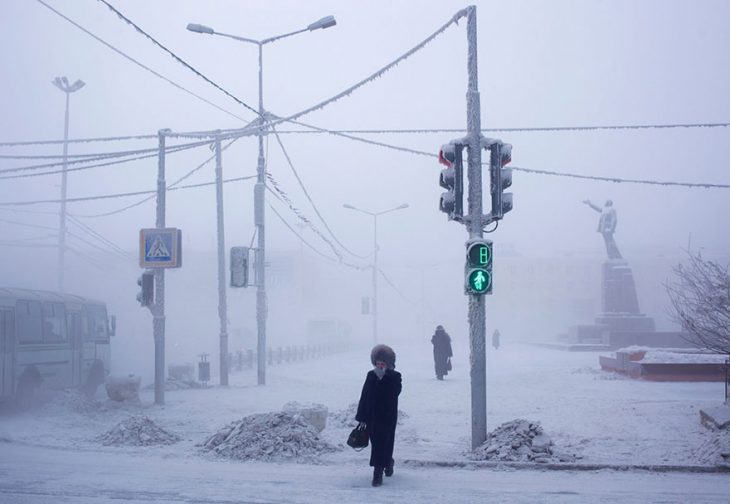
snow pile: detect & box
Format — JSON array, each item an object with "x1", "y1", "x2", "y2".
[
  {"x1": 639, "y1": 351, "x2": 727, "y2": 364},
  {"x1": 202, "y1": 412, "x2": 339, "y2": 462},
  {"x1": 329, "y1": 403, "x2": 358, "y2": 429},
  {"x1": 329, "y1": 403, "x2": 409, "y2": 429},
  {"x1": 142, "y1": 377, "x2": 202, "y2": 391},
  {"x1": 106, "y1": 374, "x2": 141, "y2": 402},
  {"x1": 97, "y1": 416, "x2": 181, "y2": 447},
  {"x1": 282, "y1": 401, "x2": 328, "y2": 432},
  {"x1": 470, "y1": 419, "x2": 576, "y2": 463},
  {"x1": 44, "y1": 389, "x2": 100, "y2": 415}
]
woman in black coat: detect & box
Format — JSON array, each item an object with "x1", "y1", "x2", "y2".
[
  {"x1": 356, "y1": 344, "x2": 402, "y2": 487},
  {"x1": 431, "y1": 325, "x2": 453, "y2": 380}
]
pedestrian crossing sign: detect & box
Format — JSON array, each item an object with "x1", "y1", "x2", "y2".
[{"x1": 139, "y1": 228, "x2": 182, "y2": 268}]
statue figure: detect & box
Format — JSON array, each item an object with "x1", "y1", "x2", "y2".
[{"x1": 583, "y1": 199, "x2": 622, "y2": 260}]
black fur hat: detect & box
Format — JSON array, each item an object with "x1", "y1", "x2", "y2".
[{"x1": 370, "y1": 344, "x2": 396, "y2": 369}]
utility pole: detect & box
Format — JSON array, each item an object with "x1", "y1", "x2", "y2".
[
  {"x1": 372, "y1": 214, "x2": 378, "y2": 345},
  {"x1": 52, "y1": 76, "x2": 84, "y2": 292},
  {"x1": 185, "y1": 15, "x2": 336, "y2": 386},
  {"x1": 464, "y1": 5, "x2": 487, "y2": 451},
  {"x1": 214, "y1": 134, "x2": 229, "y2": 386},
  {"x1": 153, "y1": 129, "x2": 168, "y2": 405},
  {"x1": 255, "y1": 43, "x2": 267, "y2": 386}
]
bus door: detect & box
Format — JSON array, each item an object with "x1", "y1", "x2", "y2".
[
  {"x1": 68, "y1": 312, "x2": 83, "y2": 387},
  {"x1": 0, "y1": 309, "x2": 15, "y2": 399}
]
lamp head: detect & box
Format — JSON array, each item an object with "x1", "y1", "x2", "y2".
[
  {"x1": 308, "y1": 15, "x2": 336, "y2": 31},
  {"x1": 187, "y1": 23, "x2": 215, "y2": 34}
]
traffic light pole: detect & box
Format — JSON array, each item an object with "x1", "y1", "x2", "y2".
[
  {"x1": 255, "y1": 43, "x2": 268, "y2": 387},
  {"x1": 154, "y1": 129, "x2": 168, "y2": 405},
  {"x1": 465, "y1": 5, "x2": 487, "y2": 451}
]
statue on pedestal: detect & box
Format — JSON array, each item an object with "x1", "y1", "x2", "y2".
[{"x1": 583, "y1": 199, "x2": 622, "y2": 260}]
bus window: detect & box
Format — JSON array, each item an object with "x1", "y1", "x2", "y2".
[
  {"x1": 16, "y1": 300, "x2": 42, "y2": 344},
  {"x1": 85, "y1": 304, "x2": 108, "y2": 341},
  {"x1": 42, "y1": 302, "x2": 67, "y2": 342}
]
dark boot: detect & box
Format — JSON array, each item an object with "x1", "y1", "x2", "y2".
[
  {"x1": 372, "y1": 466, "x2": 384, "y2": 487},
  {"x1": 384, "y1": 458, "x2": 394, "y2": 477}
]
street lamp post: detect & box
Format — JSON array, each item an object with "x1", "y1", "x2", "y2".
[
  {"x1": 342, "y1": 203, "x2": 408, "y2": 345},
  {"x1": 187, "y1": 16, "x2": 336, "y2": 386},
  {"x1": 52, "y1": 76, "x2": 85, "y2": 292}
]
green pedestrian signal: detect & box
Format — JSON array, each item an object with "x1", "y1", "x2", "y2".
[
  {"x1": 468, "y1": 268, "x2": 491, "y2": 293},
  {"x1": 465, "y1": 239, "x2": 493, "y2": 295}
]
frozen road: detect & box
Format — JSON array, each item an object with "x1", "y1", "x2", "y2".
[{"x1": 1, "y1": 442, "x2": 730, "y2": 504}]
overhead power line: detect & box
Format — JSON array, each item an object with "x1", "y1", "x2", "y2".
[
  {"x1": 270, "y1": 125, "x2": 368, "y2": 260},
  {"x1": 35, "y1": 0, "x2": 248, "y2": 122},
  {"x1": 73, "y1": 137, "x2": 242, "y2": 218},
  {"x1": 270, "y1": 122, "x2": 730, "y2": 135},
  {"x1": 0, "y1": 139, "x2": 211, "y2": 176},
  {"x1": 95, "y1": 0, "x2": 259, "y2": 117}
]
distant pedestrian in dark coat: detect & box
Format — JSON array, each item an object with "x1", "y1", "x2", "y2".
[
  {"x1": 431, "y1": 325, "x2": 453, "y2": 380},
  {"x1": 492, "y1": 329, "x2": 501, "y2": 350},
  {"x1": 356, "y1": 344, "x2": 402, "y2": 487}
]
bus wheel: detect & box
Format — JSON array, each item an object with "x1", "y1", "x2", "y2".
[
  {"x1": 83, "y1": 362, "x2": 104, "y2": 398},
  {"x1": 15, "y1": 377, "x2": 38, "y2": 411}
]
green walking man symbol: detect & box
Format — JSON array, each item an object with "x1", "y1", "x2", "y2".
[{"x1": 469, "y1": 269, "x2": 490, "y2": 292}]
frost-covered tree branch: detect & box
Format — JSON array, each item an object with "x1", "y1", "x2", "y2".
[{"x1": 666, "y1": 251, "x2": 730, "y2": 355}]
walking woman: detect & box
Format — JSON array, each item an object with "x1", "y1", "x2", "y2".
[
  {"x1": 355, "y1": 344, "x2": 402, "y2": 487},
  {"x1": 431, "y1": 325, "x2": 453, "y2": 380}
]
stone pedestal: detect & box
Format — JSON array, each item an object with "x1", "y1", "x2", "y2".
[{"x1": 601, "y1": 260, "x2": 640, "y2": 314}]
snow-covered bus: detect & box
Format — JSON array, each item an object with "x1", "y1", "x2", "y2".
[{"x1": 0, "y1": 288, "x2": 116, "y2": 407}]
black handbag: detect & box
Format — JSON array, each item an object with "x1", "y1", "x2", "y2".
[
  {"x1": 447, "y1": 357, "x2": 453, "y2": 371},
  {"x1": 347, "y1": 424, "x2": 369, "y2": 451}
]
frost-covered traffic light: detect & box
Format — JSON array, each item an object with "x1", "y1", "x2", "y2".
[
  {"x1": 438, "y1": 142, "x2": 464, "y2": 220},
  {"x1": 489, "y1": 142, "x2": 513, "y2": 220},
  {"x1": 465, "y1": 239, "x2": 492, "y2": 295},
  {"x1": 230, "y1": 246, "x2": 249, "y2": 288},
  {"x1": 136, "y1": 271, "x2": 154, "y2": 307}
]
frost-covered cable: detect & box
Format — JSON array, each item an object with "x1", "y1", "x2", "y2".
[
  {"x1": 265, "y1": 176, "x2": 344, "y2": 261},
  {"x1": 267, "y1": 201, "x2": 368, "y2": 271},
  {"x1": 377, "y1": 267, "x2": 417, "y2": 306},
  {"x1": 71, "y1": 138, "x2": 241, "y2": 218},
  {"x1": 67, "y1": 215, "x2": 133, "y2": 258},
  {"x1": 511, "y1": 166, "x2": 730, "y2": 189},
  {"x1": 270, "y1": 126, "x2": 368, "y2": 259},
  {"x1": 283, "y1": 118, "x2": 434, "y2": 158},
  {"x1": 0, "y1": 218, "x2": 57, "y2": 231},
  {"x1": 0, "y1": 133, "x2": 158, "y2": 147},
  {"x1": 200, "y1": 8, "x2": 468, "y2": 144},
  {"x1": 0, "y1": 172, "x2": 254, "y2": 208},
  {"x1": 0, "y1": 139, "x2": 210, "y2": 175},
  {"x1": 35, "y1": 0, "x2": 249, "y2": 122},
  {"x1": 270, "y1": 122, "x2": 730, "y2": 135},
  {"x1": 285, "y1": 120, "x2": 730, "y2": 189},
  {"x1": 96, "y1": 0, "x2": 259, "y2": 117}
]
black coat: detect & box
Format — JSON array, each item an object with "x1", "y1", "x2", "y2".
[
  {"x1": 355, "y1": 368, "x2": 402, "y2": 467},
  {"x1": 431, "y1": 329, "x2": 453, "y2": 376}
]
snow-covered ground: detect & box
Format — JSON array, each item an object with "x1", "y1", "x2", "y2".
[{"x1": 1, "y1": 342, "x2": 729, "y2": 503}]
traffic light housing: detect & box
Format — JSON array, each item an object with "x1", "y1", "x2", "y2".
[
  {"x1": 489, "y1": 141, "x2": 513, "y2": 220},
  {"x1": 465, "y1": 239, "x2": 493, "y2": 295},
  {"x1": 136, "y1": 271, "x2": 154, "y2": 307},
  {"x1": 230, "y1": 246, "x2": 249, "y2": 288},
  {"x1": 438, "y1": 142, "x2": 464, "y2": 220}
]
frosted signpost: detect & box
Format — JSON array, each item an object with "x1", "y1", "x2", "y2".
[{"x1": 139, "y1": 225, "x2": 182, "y2": 405}]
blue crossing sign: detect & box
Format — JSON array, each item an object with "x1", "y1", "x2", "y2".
[{"x1": 139, "y1": 228, "x2": 182, "y2": 268}]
